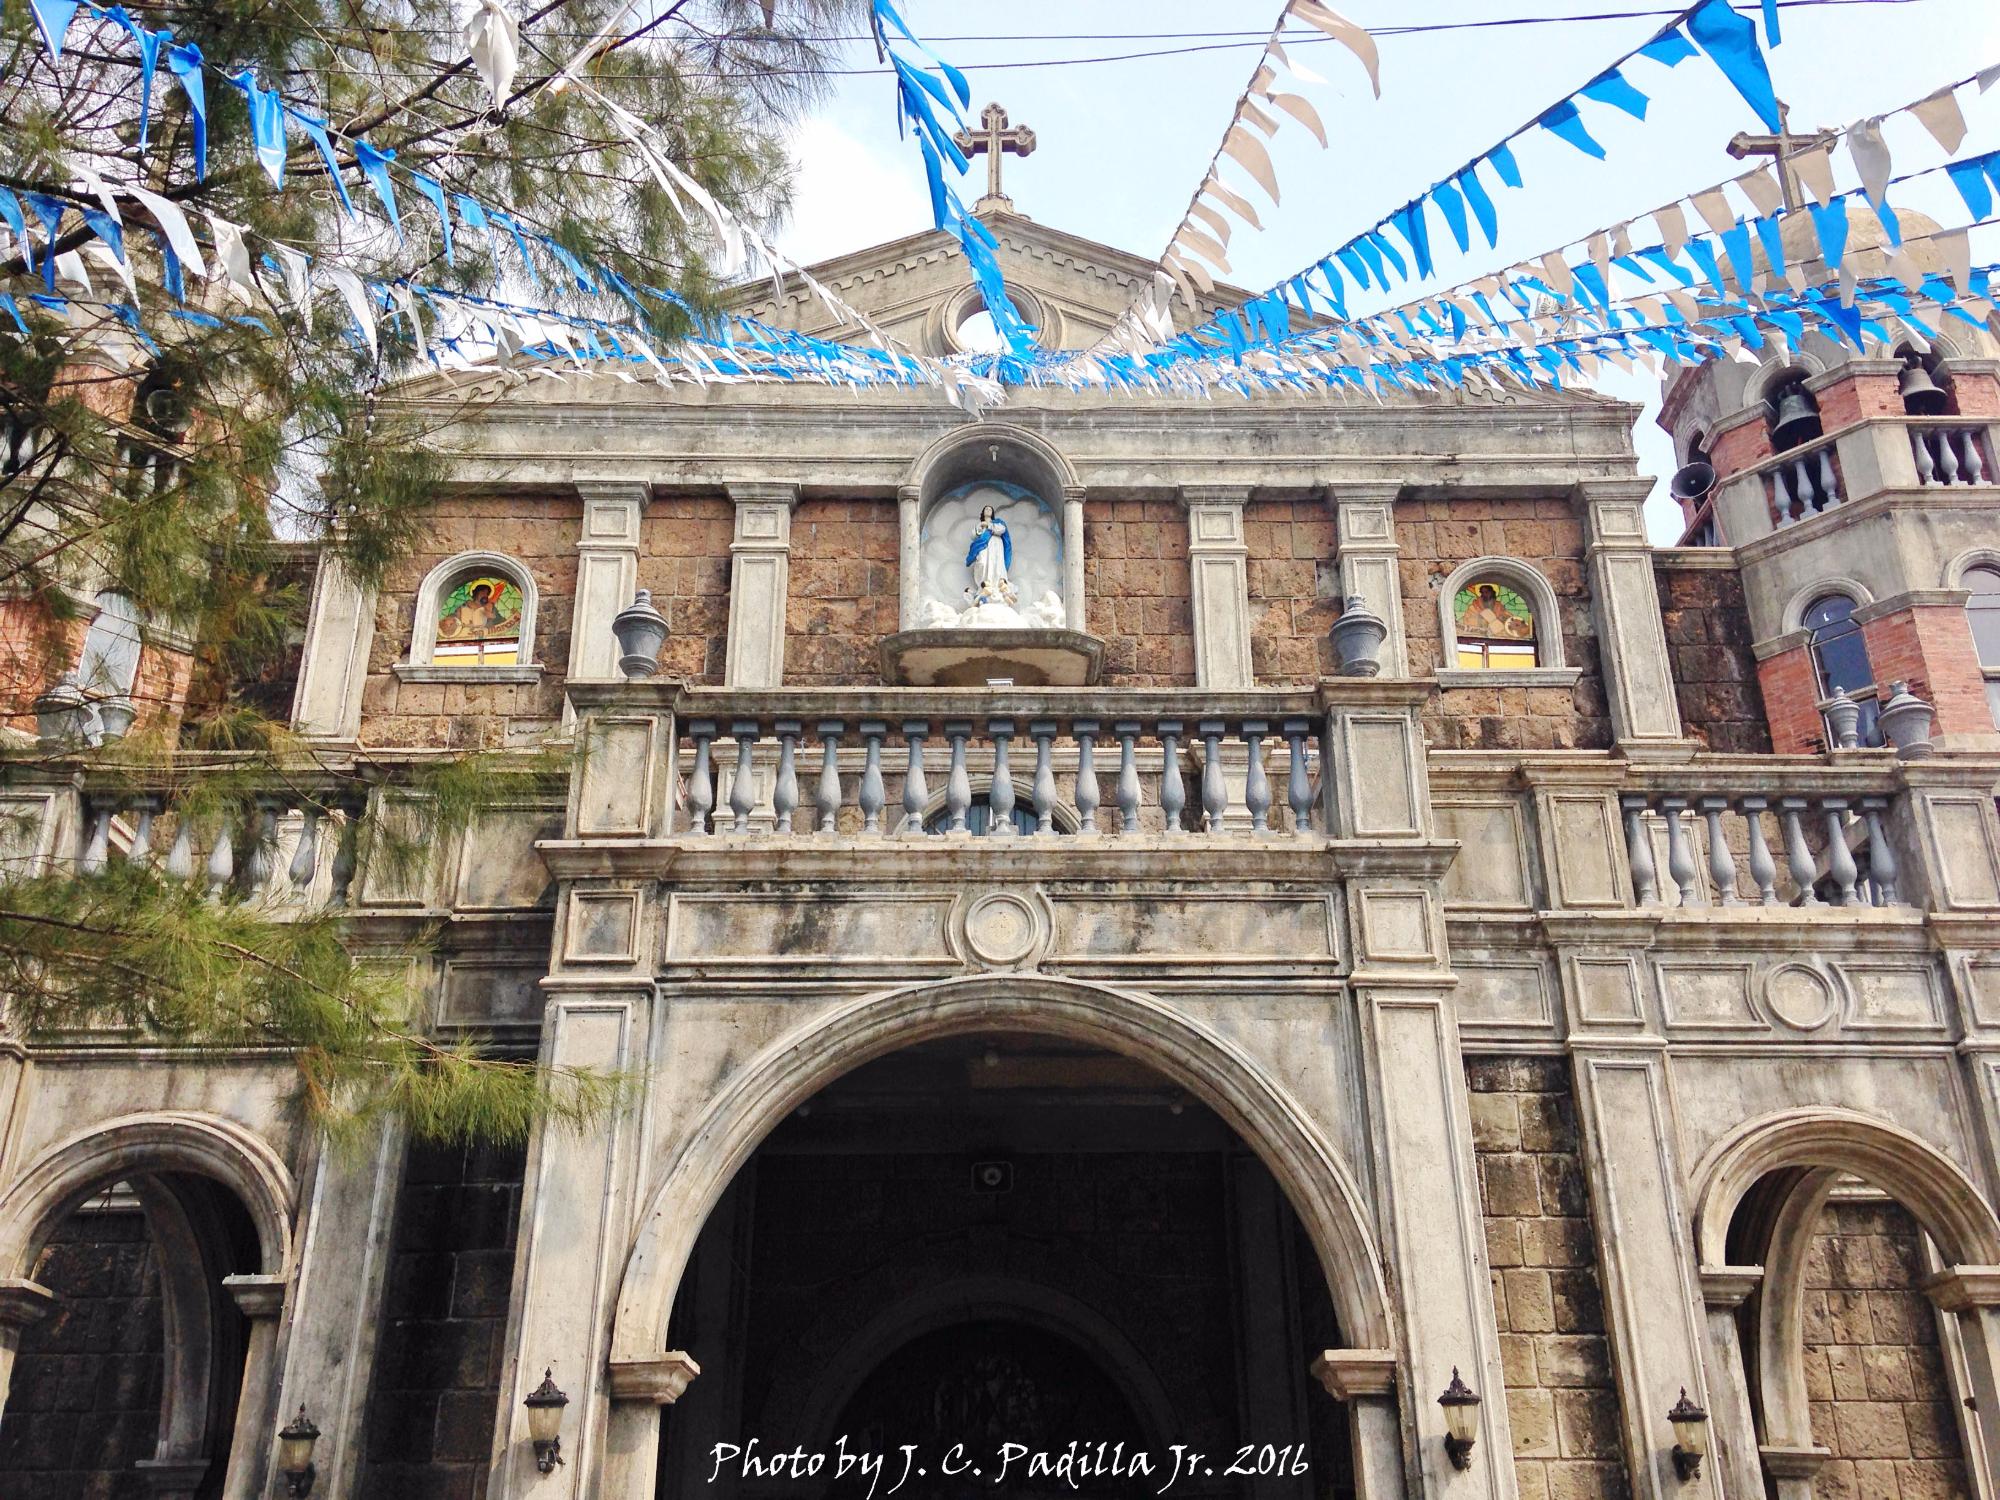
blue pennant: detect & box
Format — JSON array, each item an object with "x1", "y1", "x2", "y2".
[
  {"x1": 1762, "y1": 0, "x2": 1782, "y2": 46},
  {"x1": 488, "y1": 211, "x2": 541, "y2": 286},
  {"x1": 286, "y1": 107, "x2": 353, "y2": 215},
  {"x1": 1681, "y1": 237, "x2": 1728, "y2": 298},
  {"x1": 1752, "y1": 216, "x2": 1787, "y2": 281},
  {"x1": 1455, "y1": 166, "x2": 1498, "y2": 248},
  {"x1": 0, "y1": 293, "x2": 26, "y2": 335},
  {"x1": 409, "y1": 173, "x2": 451, "y2": 263},
  {"x1": 150, "y1": 228, "x2": 184, "y2": 301},
  {"x1": 1487, "y1": 142, "x2": 1522, "y2": 189},
  {"x1": 1872, "y1": 199, "x2": 1901, "y2": 248},
  {"x1": 353, "y1": 141, "x2": 401, "y2": 236},
  {"x1": 1368, "y1": 230, "x2": 1406, "y2": 281},
  {"x1": 1352, "y1": 235, "x2": 1387, "y2": 288},
  {"x1": 1718, "y1": 220, "x2": 1756, "y2": 292},
  {"x1": 230, "y1": 70, "x2": 288, "y2": 187},
  {"x1": 1946, "y1": 157, "x2": 1995, "y2": 221},
  {"x1": 103, "y1": 10, "x2": 163, "y2": 147},
  {"x1": 1580, "y1": 67, "x2": 1649, "y2": 120},
  {"x1": 1430, "y1": 180, "x2": 1470, "y2": 254},
  {"x1": 1637, "y1": 28, "x2": 1699, "y2": 69},
  {"x1": 1335, "y1": 244, "x2": 1371, "y2": 291},
  {"x1": 165, "y1": 43, "x2": 208, "y2": 178},
  {"x1": 78, "y1": 204, "x2": 123, "y2": 264},
  {"x1": 1808, "y1": 200, "x2": 1848, "y2": 272},
  {"x1": 0, "y1": 188, "x2": 25, "y2": 250},
  {"x1": 28, "y1": 0, "x2": 81, "y2": 61},
  {"x1": 21, "y1": 192, "x2": 67, "y2": 290},
  {"x1": 1686, "y1": 0, "x2": 1782, "y2": 131},
  {"x1": 1539, "y1": 100, "x2": 1606, "y2": 159},
  {"x1": 1389, "y1": 202, "x2": 1433, "y2": 280}
]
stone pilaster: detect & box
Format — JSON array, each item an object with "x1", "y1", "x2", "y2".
[
  {"x1": 291, "y1": 545, "x2": 377, "y2": 741},
  {"x1": 1061, "y1": 486, "x2": 1087, "y2": 633},
  {"x1": 1924, "y1": 1269, "x2": 2000, "y2": 1495},
  {"x1": 897, "y1": 484, "x2": 923, "y2": 630},
  {"x1": 1331, "y1": 484, "x2": 1408, "y2": 677},
  {"x1": 219, "y1": 1273, "x2": 289, "y2": 1500},
  {"x1": 566, "y1": 481, "x2": 650, "y2": 686},
  {"x1": 1181, "y1": 485, "x2": 1254, "y2": 689},
  {"x1": 1580, "y1": 481, "x2": 1685, "y2": 750},
  {"x1": 723, "y1": 482, "x2": 799, "y2": 688},
  {"x1": 1697, "y1": 1266, "x2": 1768, "y2": 1500}
]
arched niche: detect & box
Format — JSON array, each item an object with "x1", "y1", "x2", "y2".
[{"x1": 887, "y1": 428, "x2": 1098, "y2": 684}]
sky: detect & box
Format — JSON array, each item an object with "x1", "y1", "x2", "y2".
[{"x1": 768, "y1": 0, "x2": 2000, "y2": 540}]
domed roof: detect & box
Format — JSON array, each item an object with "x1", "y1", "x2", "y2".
[{"x1": 1774, "y1": 202, "x2": 1944, "y2": 282}]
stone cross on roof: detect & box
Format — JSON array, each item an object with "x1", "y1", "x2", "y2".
[
  {"x1": 1726, "y1": 100, "x2": 1837, "y2": 213},
  {"x1": 953, "y1": 102, "x2": 1036, "y2": 214}
]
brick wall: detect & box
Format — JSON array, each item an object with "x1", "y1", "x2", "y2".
[
  {"x1": 1815, "y1": 373, "x2": 1905, "y2": 430},
  {"x1": 0, "y1": 1204, "x2": 163, "y2": 1498},
  {"x1": 1083, "y1": 497, "x2": 1196, "y2": 685},
  {"x1": 1757, "y1": 643, "x2": 1827, "y2": 755},
  {"x1": 361, "y1": 1139, "x2": 527, "y2": 1500},
  {"x1": 1245, "y1": 499, "x2": 1340, "y2": 683},
  {"x1": 1655, "y1": 559, "x2": 1770, "y2": 754},
  {"x1": 1469, "y1": 1056, "x2": 1629, "y2": 1500},
  {"x1": 0, "y1": 596, "x2": 83, "y2": 737},
  {"x1": 1804, "y1": 1195, "x2": 1970, "y2": 1500},
  {"x1": 785, "y1": 497, "x2": 899, "y2": 685},
  {"x1": 1396, "y1": 498, "x2": 1611, "y2": 750},
  {"x1": 1862, "y1": 606, "x2": 1991, "y2": 739},
  {"x1": 1946, "y1": 372, "x2": 2000, "y2": 420},
  {"x1": 644, "y1": 495, "x2": 733, "y2": 682}
]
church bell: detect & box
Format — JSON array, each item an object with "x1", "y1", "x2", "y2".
[
  {"x1": 1767, "y1": 385, "x2": 1821, "y2": 449},
  {"x1": 1898, "y1": 360, "x2": 1949, "y2": 416}
]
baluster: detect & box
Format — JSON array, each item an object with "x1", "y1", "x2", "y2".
[
  {"x1": 729, "y1": 720, "x2": 760, "y2": 835},
  {"x1": 1860, "y1": 795, "x2": 1900, "y2": 905},
  {"x1": 1817, "y1": 446, "x2": 1841, "y2": 507},
  {"x1": 1621, "y1": 794, "x2": 1659, "y2": 906},
  {"x1": 816, "y1": 721, "x2": 845, "y2": 834},
  {"x1": 1072, "y1": 719, "x2": 1100, "y2": 835},
  {"x1": 1778, "y1": 796, "x2": 1821, "y2": 905},
  {"x1": 986, "y1": 720, "x2": 1017, "y2": 836},
  {"x1": 897, "y1": 721, "x2": 928, "y2": 836},
  {"x1": 1113, "y1": 722, "x2": 1142, "y2": 834},
  {"x1": 245, "y1": 798, "x2": 280, "y2": 894},
  {"x1": 1241, "y1": 721, "x2": 1271, "y2": 834},
  {"x1": 290, "y1": 807, "x2": 320, "y2": 887},
  {"x1": 1913, "y1": 429, "x2": 1937, "y2": 484},
  {"x1": 1821, "y1": 797, "x2": 1860, "y2": 906},
  {"x1": 1938, "y1": 430, "x2": 1962, "y2": 484},
  {"x1": 81, "y1": 801, "x2": 113, "y2": 873},
  {"x1": 128, "y1": 797, "x2": 157, "y2": 865},
  {"x1": 165, "y1": 814, "x2": 195, "y2": 881},
  {"x1": 1029, "y1": 722, "x2": 1058, "y2": 835},
  {"x1": 1283, "y1": 719, "x2": 1313, "y2": 836},
  {"x1": 1659, "y1": 796, "x2": 1699, "y2": 906},
  {"x1": 1698, "y1": 796, "x2": 1741, "y2": 906},
  {"x1": 1157, "y1": 721, "x2": 1186, "y2": 835},
  {"x1": 206, "y1": 816, "x2": 236, "y2": 899},
  {"x1": 858, "y1": 721, "x2": 887, "y2": 835},
  {"x1": 1738, "y1": 796, "x2": 1778, "y2": 905},
  {"x1": 774, "y1": 721, "x2": 801, "y2": 835},
  {"x1": 685, "y1": 720, "x2": 717, "y2": 836},
  {"x1": 1199, "y1": 721, "x2": 1227, "y2": 833},
  {"x1": 944, "y1": 722, "x2": 972, "y2": 834},
  {"x1": 1773, "y1": 465, "x2": 1796, "y2": 526},
  {"x1": 327, "y1": 803, "x2": 362, "y2": 908},
  {"x1": 1964, "y1": 433, "x2": 1988, "y2": 484}
]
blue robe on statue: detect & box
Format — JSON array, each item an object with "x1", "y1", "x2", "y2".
[{"x1": 965, "y1": 520, "x2": 1012, "y2": 572}]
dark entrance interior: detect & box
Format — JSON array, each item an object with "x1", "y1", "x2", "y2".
[{"x1": 658, "y1": 1035, "x2": 1352, "y2": 1500}]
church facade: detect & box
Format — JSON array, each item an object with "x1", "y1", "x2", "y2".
[{"x1": 3, "y1": 203, "x2": 2000, "y2": 1500}]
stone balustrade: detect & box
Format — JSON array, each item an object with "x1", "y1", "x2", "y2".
[
  {"x1": 1618, "y1": 775, "x2": 1906, "y2": 910},
  {"x1": 1910, "y1": 422, "x2": 1992, "y2": 486},
  {"x1": 671, "y1": 689, "x2": 1330, "y2": 839},
  {"x1": 1766, "y1": 436, "x2": 1844, "y2": 527}
]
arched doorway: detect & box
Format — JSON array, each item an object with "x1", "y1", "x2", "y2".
[{"x1": 656, "y1": 1034, "x2": 1354, "y2": 1500}]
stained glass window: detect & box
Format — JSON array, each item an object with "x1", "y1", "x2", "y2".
[
  {"x1": 1453, "y1": 580, "x2": 1538, "y2": 670},
  {"x1": 432, "y1": 570, "x2": 524, "y2": 666}
]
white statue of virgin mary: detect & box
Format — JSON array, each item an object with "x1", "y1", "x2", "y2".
[{"x1": 964, "y1": 505, "x2": 1016, "y2": 607}]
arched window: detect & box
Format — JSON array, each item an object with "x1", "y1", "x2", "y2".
[
  {"x1": 404, "y1": 551, "x2": 539, "y2": 674},
  {"x1": 1965, "y1": 565, "x2": 2000, "y2": 728},
  {"x1": 1765, "y1": 376, "x2": 1822, "y2": 453},
  {"x1": 1452, "y1": 579, "x2": 1539, "y2": 670},
  {"x1": 1803, "y1": 593, "x2": 1881, "y2": 746}
]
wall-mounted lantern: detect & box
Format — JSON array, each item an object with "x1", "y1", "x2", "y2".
[
  {"x1": 524, "y1": 1368, "x2": 571, "y2": 1473},
  {"x1": 1668, "y1": 1388, "x2": 1709, "y2": 1481},
  {"x1": 277, "y1": 1407, "x2": 320, "y2": 1497},
  {"x1": 1438, "y1": 1368, "x2": 1481, "y2": 1470}
]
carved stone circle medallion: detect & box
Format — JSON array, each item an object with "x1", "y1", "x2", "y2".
[
  {"x1": 960, "y1": 890, "x2": 1043, "y2": 968},
  {"x1": 1763, "y1": 962, "x2": 1836, "y2": 1031}
]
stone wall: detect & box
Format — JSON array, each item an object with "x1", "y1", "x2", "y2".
[
  {"x1": 1083, "y1": 497, "x2": 1197, "y2": 685},
  {"x1": 785, "y1": 497, "x2": 899, "y2": 685},
  {"x1": 1804, "y1": 1194, "x2": 1971, "y2": 1500},
  {"x1": 1468, "y1": 1056, "x2": 1628, "y2": 1500},
  {"x1": 1245, "y1": 499, "x2": 1340, "y2": 685},
  {"x1": 0, "y1": 1202, "x2": 163, "y2": 1498},
  {"x1": 360, "y1": 1139, "x2": 527, "y2": 1500},
  {"x1": 643, "y1": 493, "x2": 734, "y2": 683},
  {"x1": 1396, "y1": 497, "x2": 1611, "y2": 751},
  {"x1": 1654, "y1": 555, "x2": 1770, "y2": 754}
]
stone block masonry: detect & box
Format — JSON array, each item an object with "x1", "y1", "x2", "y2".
[
  {"x1": 1245, "y1": 498, "x2": 1340, "y2": 684},
  {"x1": 1468, "y1": 1056, "x2": 1630, "y2": 1500}
]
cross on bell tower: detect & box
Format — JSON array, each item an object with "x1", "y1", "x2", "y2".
[
  {"x1": 953, "y1": 102, "x2": 1037, "y2": 215},
  {"x1": 1725, "y1": 100, "x2": 1837, "y2": 212}
]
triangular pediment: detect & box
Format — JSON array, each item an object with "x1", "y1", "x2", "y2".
[{"x1": 732, "y1": 209, "x2": 1252, "y2": 354}]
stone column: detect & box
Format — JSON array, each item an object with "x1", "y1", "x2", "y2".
[
  {"x1": 1697, "y1": 1266, "x2": 1768, "y2": 1500},
  {"x1": 291, "y1": 546, "x2": 377, "y2": 741},
  {"x1": 218, "y1": 1273, "x2": 288, "y2": 1500},
  {"x1": 269, "y1": 1121, "x2": 409, "y2": 1500},
  {"x1": 566, "y1": 481, "x2": 650, "y2": 686},
  {"x1": 1579, "y1": 480, "x2": 1685, "y2": 751},
  {"x1": 1923, "y1": 1268, "x2": 2000, "y2": 1493},
  {"x1": 1568, "y1": 1049, "x2": 1724, "y2": 1500},
  {"x1": 897, "y1": 484, "x2": 922, "y2": 630},
  {"x1": 1331, "y1": 484, "x2": 1408, "y2": 677},
  {"x1": 1181, "y1": 485, "x2": 1254, "y2": 689},
  {"x1": 1310, "y1": 1351, "x2": 1408, "y2": 1500},
  {"x1": 1061, "y1": 485, "x2": 1087, "y2": 633},
  {"x1": 723, "y1": 482, "x2": 800, "y2": 688}
]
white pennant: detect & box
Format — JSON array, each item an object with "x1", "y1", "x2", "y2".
[
  {"x1": 1240, "y1": 99, "x2": 1280, "y2": 139},
  {"x1": 1733, "y1": 167, "x2": 1781, "y2": 218},
  {"x1": 1910, "y1": 88, "x2": 1967, "y2": 154},
  {"x1": 467, "y1": 0, "x2": 520, "y2": 113},
  {"x1": 1690, "y1": 189, "x2": 1735, "y2": 235},
  {"x1": 1223, "y1": 126, "x2": 1282, "y2": 205},
  {"x1": 1288, "y1": 1, "x2": 1380, "y2": 97},
  {"x1": 1268, "y1": 39, "x2": 1328, "y2": 86},
  {"x1": 1264, "y1": 92, "x2": 1329, "y2": 148},
  {"x1": 324, "y1": 266, "x2": 378, "y2": 360},
  {"x1": 127, "y1": 184, "x2": 205, "y2": 278},
  {"x1": 1792, "y1": 144, "x2": 1836, "y2": 208},
  {"x1": 1204, "y1": 176, "x2": 1264, "y2": 230},
  {"x1": 1188, "y1": 201, "x2": 1233, "y2": 246},
  {"x1": 1847, "y1": 117, "x2": 1891, "y2": 205},
  {"x1": 1655, "y1": 203, "x2": 1688, "y2": 259},
  {"x1": 1935, "y1": 228, "x2": 1972, "y2": 296},
  {"x1": 206, "y1": 213, "x2": 257, "y2": 305}
]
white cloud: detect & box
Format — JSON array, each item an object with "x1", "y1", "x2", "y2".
[{"x1": 775, "y1": 115, "x2": 932, "y2": 269}]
